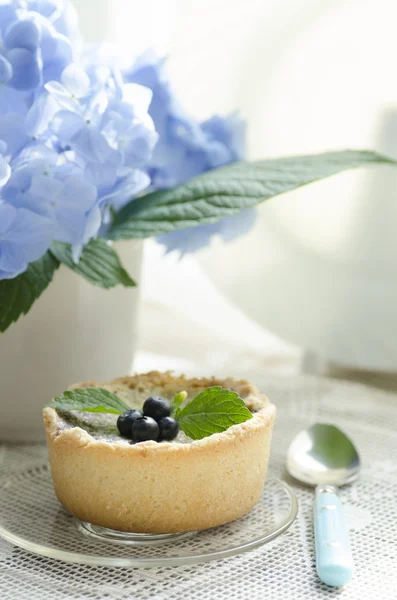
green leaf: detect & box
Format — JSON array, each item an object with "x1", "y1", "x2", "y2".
[
  {"x1": 50, "y1": 387, "x2": 131, "y2": 415},
  {"x1": 50, "y1": 238, "x2": 136, "y2": 289},
  {"x1": 109, "y1": 150, "x2": 396, "y2": 240},
  {"x1": 176, "y1": 386, "x2": 252, "y2": 440},
  {"x1": 0, "y1": 252, "x2": 60, "y2": 333}
]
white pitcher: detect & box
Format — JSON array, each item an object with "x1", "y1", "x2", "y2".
[{"x1": 0, "y1": 241, "x2": 143, "y2": 442}]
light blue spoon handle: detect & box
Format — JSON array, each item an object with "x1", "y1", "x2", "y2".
[{"x1": 314, "y1": 485, "x2": 353, "y2": 587}]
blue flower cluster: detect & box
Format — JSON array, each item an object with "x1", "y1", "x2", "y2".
[
  {"x1": 124, "y1": 51, "x2": 254, "y2": 254},
  {"x1": 0, "y1": 1, "x2": 250, "y2": 279}
]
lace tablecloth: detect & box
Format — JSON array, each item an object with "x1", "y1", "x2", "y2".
[{"x1": 0, "y1": 372, "x2": 396, "y2": 600}]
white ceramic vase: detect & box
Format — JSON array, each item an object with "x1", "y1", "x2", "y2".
[{"x1": 0, "y1": 241, "x2": 143, "y2": 442}]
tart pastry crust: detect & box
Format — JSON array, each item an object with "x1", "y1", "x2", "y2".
[{"x1": 43, "y1": 371, "x2": 276, "y2": 533}]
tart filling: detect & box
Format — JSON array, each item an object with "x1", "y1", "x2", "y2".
[{"x1": 43, "y1": 371, "x2": 276, "y2": 533}]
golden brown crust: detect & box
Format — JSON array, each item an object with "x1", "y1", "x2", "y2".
[{"x1": 43, "y1": 371, "x2": 276, "y2": 533}]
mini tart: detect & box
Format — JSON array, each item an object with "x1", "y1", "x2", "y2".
[{"x1": 43, "y1": 371, "x2": 276, "y2": 534}]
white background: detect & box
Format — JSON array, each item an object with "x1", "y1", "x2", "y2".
[{"x1": 71, "y1": 0, "x2": 397, "y2": 373}]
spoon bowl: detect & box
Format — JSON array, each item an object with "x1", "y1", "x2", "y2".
[{"x1": 287, "y1": 423, "x2": 361, "y2": 487}]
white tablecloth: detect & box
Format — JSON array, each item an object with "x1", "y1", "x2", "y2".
[{"x1": 1, "y1": 370, "x2": 396, "y2": 600}]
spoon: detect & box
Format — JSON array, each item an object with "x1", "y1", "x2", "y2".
[{"x1": 287, "y1": 423, "x2": 360, "y2": 587}]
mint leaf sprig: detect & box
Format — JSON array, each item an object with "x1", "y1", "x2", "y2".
[
  {"x1": 174, "y1": 386, "x2": 252, "y2": 440},
  {"x1": 49, "y1": 388, "x2": 131, "y2": 415},
  {"x1": 49, "y1": 386, "x2": 253, "y2": 440}
]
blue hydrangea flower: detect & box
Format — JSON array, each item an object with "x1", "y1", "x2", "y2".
[
  {"x1": 2, "y1": 19, "x2": 42, "y2": 90},
  {"x1": 26, "y1": 0, "x2": 81, "y2": 44},
  {"x1": 45, "y1": 63, "x2": 157, "y2": 209},
  {"x1": 0, "y1": 202, "x2": 53, "y2": 279},
  {"x1": 0, "y1": 0, "x2": 73, "y2": 95},
  {"x1": 0, "y1": 55, "x2": 30, "y2": 113},
  {"x1": 124, "y1": 51, "x2": 252, "y2": 254},
  {"x1": 2, "y1": 144, "x2": 100, "y2": 259},
  {"x1": 124, "y1": 52, "x2": 246, "y2": 183},
  {"x1": 201, "y1": 113, "x2": 246, "y2": 168},
  {"x1": 0, "y1": 59, "x2": 158, "y2": 260},
  {"x1": 30, "y1": 12, "x2": 73, "y2": 84},
  {"x1": 0, "y1": 2, "x2": 251, "y2": 279}
]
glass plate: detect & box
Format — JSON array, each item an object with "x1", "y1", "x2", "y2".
[{"x1": 0, "y1": 463, "x2": 298, "y2": 567}]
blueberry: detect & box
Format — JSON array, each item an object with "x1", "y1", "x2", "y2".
[
  {"x1": 143, "y1": 396, "x2": 171, "y2": 420},
  {"x1": 117, "y1": 409, "x2": 143, "y2": 437},
  {"x1": 131, "y1": 416, "x2": 160, "y2": 443},
  {"x1": 158, "y1": 416, "x2": 180, "y2": 441}
]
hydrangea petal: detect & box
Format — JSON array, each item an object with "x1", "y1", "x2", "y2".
[
  {"x1": 0, "y1": 114, "x2": 29, "y2": 155},
  {"x1": 85, "y1": 150, "x2": 121, "y2": 188},
  {"x1": 53, "y1": 205, "x2": 92, "y2": 246},
  {"x1": 74, "y1": 125, "x2": 113, "y2": 164},
  {"x1": 1, "y1": 168, "x2": 33, "y2": 206},
  {"x1": 4, "y1": 207, "x2": 53, "y2": 263},
  {"x1": 0, "y1": 156, "x2": 11, "y2": 186},
  {"x1": 34, "y1": 16, "x2": 59, "y2": 59},
  {"x1": 122, "y1": 83, "x2": 153, "y2": 117},
  {"x1": 217, "y1": 208, "x2": 257, "y2": 241},
  {"x1": 84, "y1": 89, "x2": 109, "y2": 124},
  {"x1": 99, "y1": 170, "x2": 150, "y2": 209},
  {"x1": 49, "y1": 0, "x2": 81, "y2": 44},
  {"x1": 4, "y1": 19, "x2": 41, "y2": 52},
  {"x1": 0, "y1": 4, "x2": 18, "y2": 37},
  {"x1": 29, "y1": 173, "x2": 63, "y2": 203},
  {"x1": 61, "y1": 63, "x2": 90, "y2": 98},
  {"x1": 0, "y1": 86, "x2": 30, "y2": 114},
  {"x1": 0, "y1": 240, "x2": 26, "y2": 274},
  {"x1": 157, "y1": 223, "x2": 220, "y2": 255},
  {"x1": 42, "y1": 34, "x2": 73, "y2": 82},
  {"x1": 26, "y1": 0, "x2": 82, "y2": 46},
  {"x1": 203, "y1": 140, "x2": 233, "y2": 169},
  {"x1": 26, "y1": 1, "x2": 56, "y2": 19},
  {"x1": 201, "y1": 113, "x2": 246, "y2": 162},
  {"x1": 15, "y1": 143, "x2": 59, "y2": 170},
  {"x1": 25, "y1": 90, "x2": 58, "y2": 135},
  {"x1": 71, "y1": 207, "x2": 101, "y2": 262},
  {"x1": 7, "y1": 47, "x2": 42, "y2": 90},
  {"x1": 0, "y1": 54, "x2": 13, "y2": 84},
  {"x1": 45, "y1": 80, "x2": 80, "y2": 111},
  {"x1": 57, "y1": 175, "x2": 97, "y2": 210},
  {"x1": 156, "y1": 208, "x2": 257, "y2": 256},
  {"x1": 84, "y1": 205, "x2": 102, "y2": 242},
  {"x1": 50, "y1": 109, "x2": 85, "y2": 141},
  {"x1": 123, "y1": 136, "x2": 155, "y2": 169},
  {"x1": 0, "y1": 204, "x2": 17, "y2": 235},
  {"x1": 71, "y1": 205, "x2": 102, "y2": 262}
]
